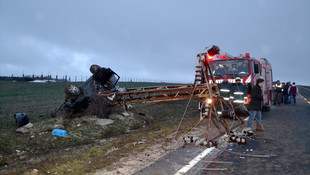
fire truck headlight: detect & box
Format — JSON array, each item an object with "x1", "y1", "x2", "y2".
[{"x1": 207, "y1": 98, "x2": 212, "y2": 104}]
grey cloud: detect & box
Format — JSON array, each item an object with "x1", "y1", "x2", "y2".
[{"x1": 1, "y1": 0, "x2": 310, "y2": 85}]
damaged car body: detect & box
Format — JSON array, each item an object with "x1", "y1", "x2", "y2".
[{"x1": 51, "y1": 64, "x2": 120, "y2": 118}]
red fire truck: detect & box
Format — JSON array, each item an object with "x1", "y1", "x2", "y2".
[{"x1": 204, "y1": 53, "x2": 273, "y2": 111}]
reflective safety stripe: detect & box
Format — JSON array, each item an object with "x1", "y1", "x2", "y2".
[
  {"x1": 234, "y1": 100, "x2": 244, "y2": 103},
  {"x1": 275, "y1": 84, "x2": 283, "y2": 88},
  {"x1": 230, "y1": 96, "x2": 234, "y2": 99},
  {"x1": 244, "y1": 97, "x2": 248, "y2": 99},
  {"x1": 234, "y1": 92, "x2": 244, "y2": 95},
  {"x1": 224, "y1": 97, "x2": 230, "y2": 101},
  {"x1": 220, "y1": 89, "x2": 230, "y2": 92},
  {"x1": 217, "y1": 111, "x2": 222, "y2": 114}
]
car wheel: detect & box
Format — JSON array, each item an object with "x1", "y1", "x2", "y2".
[
  {"x1": 90, "y1": 64, "x2": 101, "y2": 74},
  {"x1": 65, "y1": 84, "x2": 81, "y2": 96}
]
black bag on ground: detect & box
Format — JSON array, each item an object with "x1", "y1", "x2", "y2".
[{"x1": 14, "y1": 113, "x2": 29, "y2": 127}]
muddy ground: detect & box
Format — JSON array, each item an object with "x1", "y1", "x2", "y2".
[
  {"x1": 1, "y1": 81, "x2": 239, "y2": 175},
  {"x1": 0, "y1": 90, "x2": 204, "y2": 175}
]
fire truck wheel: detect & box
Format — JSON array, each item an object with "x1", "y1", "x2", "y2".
[{"x1": 65, "y1": 84, "x2": 81, "y2": 96}]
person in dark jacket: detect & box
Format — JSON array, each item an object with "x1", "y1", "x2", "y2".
[
  {"x1": 217, "y1": 75, "x2": 232, "y2": 113},
  {"x1": 246, "y1": 78, "x2": 265, "y2": 131},
  {"x1": 218, "y1": 75, "x2": 232, "y2": 101},
  {"x1": 273, "y1": 80, "x2": 283, "y2": 105},
  {"x1": 230, "y1": 77, "x2": 248, "y2": 107},
  {"x1": 283, "y1": 82, "x2": 290, "y2": 104}
]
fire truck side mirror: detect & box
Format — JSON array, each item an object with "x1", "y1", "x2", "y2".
[{"x1": 254, "y1": 64, "x2": 259, "y2": 74}]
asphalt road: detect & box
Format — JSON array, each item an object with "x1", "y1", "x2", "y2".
[
  {"x1": 199, "y1": 88, "x2": 310, "y2": 175},
  {"x1": 135, "y1": 87, "x2": 310, "y2": 175}
]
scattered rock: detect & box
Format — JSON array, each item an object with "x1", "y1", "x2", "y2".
[
  {"x1": 16, "y1": 127, "x2": 31, "y2": 133},
  {"x1": 16, "y1": 123, "x2": 34, "y2": 133},
  {"x1": 133, "y1": 139, "x2": 147, "y2": 146},
  {"x1": 107, "y1": 146, "x2": 118, "y2": 153},
  {"x1": 99, "y1": 139, "x2": 107, "y2": 144},
  {"x1": 109, "y1": 113, "x2": 125, "y2": 121},
  {"x1": 40, "y1": 125, "x2": 54, "y2": 132},
  {"x1": 33, "y1": 169, "x2": 38, "y2": 174},
  {"x1": 53, "y1": 124, "x2": 65, "y2": 129},
  {"x1": 23, "y1": 123, "x2": 33, "y2": 128},
  {"x1": 96, "y1": 119, "x2": 114, "y2": 127},
  {"x1": 122, "y1": 112, "x2": 130, "y2": 117}
]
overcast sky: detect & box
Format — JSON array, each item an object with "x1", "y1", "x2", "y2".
[{"x1": 1, "y1": 0, "x2": 309, "y2": 85}]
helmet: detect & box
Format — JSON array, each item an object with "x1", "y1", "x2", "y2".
[{"x1": 235, "y1": 77, "x2": 241, "y2": 81}]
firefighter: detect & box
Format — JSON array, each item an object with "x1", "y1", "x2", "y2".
[
  {"x1": 218, "y1": 75, "x2": 232, "y2": 102},
  {"x1": 273, "y1": 80, "x2": 283, "y2": 105},
  {"x1": 230, "y1": 77, "x2": 248, "y2": 107}
]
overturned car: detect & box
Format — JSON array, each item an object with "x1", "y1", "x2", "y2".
[{"x1": 51, "y1": 65, "x2": 120, "y2": 118}]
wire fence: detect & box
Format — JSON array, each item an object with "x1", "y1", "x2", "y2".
[{"x1": 0, "y1": 75, "x2": 193, "y2": 84}]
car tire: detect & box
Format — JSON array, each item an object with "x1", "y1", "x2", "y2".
[
  {"x1": 90, "y1": 64, "x2": 101, "y2": 74},
  {"x1": 65, "y1": 84, "x2": 81, "y2": 96}
]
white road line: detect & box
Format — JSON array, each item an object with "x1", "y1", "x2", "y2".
[
  {"x1": 174, "y1": 147, "x2": 215, "y2": 175},
  {"x1": 300, "y1": 94, "x2": 310, "y2": 105}
]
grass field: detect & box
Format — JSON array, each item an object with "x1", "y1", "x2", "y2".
[
  {"x1": 0, "y1": 80, "x2": 195, "y2": 174},
  {"x1": 0, "y1": 81, "x2": 181, "y2": 125}
]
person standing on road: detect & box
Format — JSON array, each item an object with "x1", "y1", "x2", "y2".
[
  {"x1": 273, "y1": 80, "x2": 283, "y2": 105},
  {"x1": 219, "y1": 75, "x2": 232, "y2": 102},
  {"x1": 246, "y1": 78, "x2": 265, "y2": 131},
  {"x1": 283, "y1": 82, "x2": 290, "y2": 104},
  {"x1": 288, "y1": 82, "x2": 299, "y2": 105},
  {"x1": 218, "y1": 75, "x2": 232, "y2": 113},
  {"x1": 230, "y1": 77, "x2": 248, "y2": 107}
]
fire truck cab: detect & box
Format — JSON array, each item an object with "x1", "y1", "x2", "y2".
[{"x1": 205, "y1": 53, "x2": 273, "y2": 111}]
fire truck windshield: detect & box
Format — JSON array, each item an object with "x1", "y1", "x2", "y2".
[{"x1": 209, "y1": 59, "x2": 249, "y2": 78}]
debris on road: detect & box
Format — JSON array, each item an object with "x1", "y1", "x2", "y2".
[
  {"x1": 107, "y1": 146, "x2": 118, "y2": 154},
  {"x1": 52, "y1": 129, "x2": 67, "y2": 137}
]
